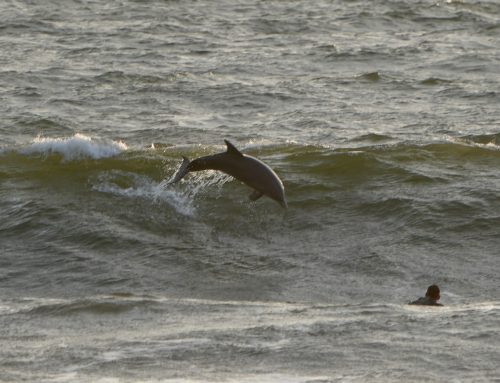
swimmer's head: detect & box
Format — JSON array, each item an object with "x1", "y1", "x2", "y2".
[{"x1": 426, "y1": 284, "x2": 440, "y2": 301}]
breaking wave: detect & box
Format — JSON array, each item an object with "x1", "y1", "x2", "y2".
[{"x1": 18, "y1": 133, "x2": 127, "y2": 161}]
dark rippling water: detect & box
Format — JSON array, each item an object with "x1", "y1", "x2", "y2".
[{"x1": 1, "y1": 1, "x2": 500, "y2": 382}]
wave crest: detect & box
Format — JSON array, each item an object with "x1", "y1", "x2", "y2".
[{"x1": 20, "y1": 133, "x2": 127, "y2": 161}]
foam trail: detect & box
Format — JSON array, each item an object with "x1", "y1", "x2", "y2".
[
  {"x1": 94, "y1": 171, "x2": 196, "y2": 217},
  {"x1": 92, "y1": 168, "x2": 233, "y2": 218},
  {"x1": 20, "y1": 134, "x2": 128, "y2": 160}
]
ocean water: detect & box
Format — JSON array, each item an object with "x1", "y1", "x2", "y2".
[{"x1": 1, "y1": 0, "x2": 500, "y2": 382}]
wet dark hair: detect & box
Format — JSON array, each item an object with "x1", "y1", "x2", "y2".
[{"x1": 426, "y1": 284, "x2": 440, "y2": 300}]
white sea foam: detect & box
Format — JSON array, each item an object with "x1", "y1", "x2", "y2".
[
  {"x1": 20, "y1": 134, "x2": 127, "y2": 160},
  {"x1": 66, "y1": 374, "x2": 332, "y2": 383},
  {"x1": 91, "y1": 374, "x2": 333, "y2": 383}
]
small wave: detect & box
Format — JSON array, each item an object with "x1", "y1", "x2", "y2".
[
  {"x1": 458, "y1": 133, "x2": 500, "y2": 146},
  {"x1": 19, "y1": 133, "x2": 127, "y2": 161},
  {"x1": 358, "y1": 71, "x2": 381, "y2": 82},
  {"x1": 22, "y1": 297, "x2": 159, "y2": 317},
  {"x1": 350, "y1": 133, "x2": 394, "y2": 143},
  {"x1": 448, "y1": 134, "x2": 500, "y2": 151},
  {"x1": 420, "y1": 77, "x2": 453, "y2": 86}
]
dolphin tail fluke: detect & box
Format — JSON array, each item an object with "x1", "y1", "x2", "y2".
[{"x1": 168, "y1": 156, "x2": 191, "y2": 184}]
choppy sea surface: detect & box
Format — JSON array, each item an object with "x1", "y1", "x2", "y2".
[{"x1": 1, "y1": 0, "x2": 500, "y2": 382}]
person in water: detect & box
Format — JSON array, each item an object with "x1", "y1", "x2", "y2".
[{"x1": 409, "y1": 284, "x2": 443, "y2": 306}]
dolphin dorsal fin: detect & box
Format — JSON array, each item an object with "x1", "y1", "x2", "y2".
[{"x1": 224, "y1": 140, "x2": 243, "y2": 157}]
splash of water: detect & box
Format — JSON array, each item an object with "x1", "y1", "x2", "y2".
[{"x1": 93, "y1": 171, "x2": 197, "y2": 217}]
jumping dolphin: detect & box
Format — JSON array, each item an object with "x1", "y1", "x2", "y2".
[{"x1": 169, "y1": 140, "x2": 287, "y2": 208}]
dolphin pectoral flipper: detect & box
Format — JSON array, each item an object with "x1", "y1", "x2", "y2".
[
  {"x1": 168, "y1": 156, "x2": 191, "y2": 184},
  {"x1": 249, "y1": 189, "x2": 263, "y2": 201}
]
